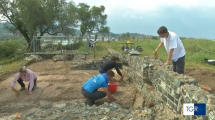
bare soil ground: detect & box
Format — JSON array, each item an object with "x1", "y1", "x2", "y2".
[
  {"x1": 0, "y1": 56, "x2": 214, "y2": 119},
  {"x1": 0, "y1": 59, "x2": 136, "y2": 117},
  {"x1": 185, "y1": 67, "x2": 215, "y2": 93}
]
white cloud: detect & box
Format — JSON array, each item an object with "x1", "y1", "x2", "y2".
[{"x1": 71, "y1": 0, "x2": 215, "y2": 15}]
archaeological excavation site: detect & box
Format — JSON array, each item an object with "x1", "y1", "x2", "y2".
[{"x1": 0, "y1": 51, "x2": 215, "y2": 120}]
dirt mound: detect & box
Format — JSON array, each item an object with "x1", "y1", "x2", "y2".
[{"x1": 185, "y1": 67, "x2": 215, "y2": 93}]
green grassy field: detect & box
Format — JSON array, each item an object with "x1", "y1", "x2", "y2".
[
  {"x1": 1, "y1": 38, "x2": 215, "y2": 75},
  {"x1": 0, "y1": 60, "x2": 29, "y2": 75},
  {"x1": 95, "y1": 39, "x2": 215, "y2": 70}
]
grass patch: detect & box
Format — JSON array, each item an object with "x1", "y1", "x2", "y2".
[
  {"x1": 0, "y1": 60, "x2": 29, "y2": 75},
  {"x1": 94, "y1": 39, "x2": 215, "y2": 70},
  {"x1": 1, "y1": 38, "x2": 215, "y2": 75}
]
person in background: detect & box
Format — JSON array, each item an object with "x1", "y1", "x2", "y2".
[
  {"x1": 99, "y1": 56, "x2": 123, "y2": 79},
  {"x1": 11, "y1": 66, "x2": 37, "y2": 95},
  {"x1": 153, "y1": 26, "x2": 186, "y2": 75},
  {"x1": 81, "y1": 70, "x2": 116, "y2": 106}
]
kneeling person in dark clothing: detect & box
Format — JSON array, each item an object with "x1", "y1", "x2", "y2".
[
  {"x1": 81, "y1": 70, "x2": 116, "y2": 106},
  {"x1": 99, "y1": 56, "x2": 123, "y2": 79}
]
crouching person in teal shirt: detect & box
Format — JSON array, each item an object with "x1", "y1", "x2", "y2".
[{"x1": 81, "y1": 70, "x2": 116, "y2": 106}]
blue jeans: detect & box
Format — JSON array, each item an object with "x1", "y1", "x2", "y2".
[{"x1": 98, "y1": 68, "x2": 105, "y2": 74}]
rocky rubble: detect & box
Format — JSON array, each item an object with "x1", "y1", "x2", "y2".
[
  {"x1": 1, "y1": 52, "x2": 198, "y2": 120},
  {"x1": 0, "y1": 100, "x2": 186, "y2": 120},
  {"x1": 25, "y1": 55, "x2": 42, "y2": 61},
  {"x1": 0, "y1": 102, "x2": 155, "y2": 120}
]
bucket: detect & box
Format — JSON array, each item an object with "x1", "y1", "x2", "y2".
[{"x1": 108, "y1": 82, "x2": 118, "y2": 94}]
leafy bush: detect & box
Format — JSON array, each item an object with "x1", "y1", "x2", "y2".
[{"x1": 0, "y1": 40, "x2": 26, "y2": 64}]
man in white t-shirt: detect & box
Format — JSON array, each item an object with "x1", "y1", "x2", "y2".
[{"x1": 153, "y1": 26, "x2": 186, "y2": 75}]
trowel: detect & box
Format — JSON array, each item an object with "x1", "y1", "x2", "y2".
[
  {"x1": 153, "y1": 50, "x2": 158, "y2": 59},
  {"x1": 12, "y1": 88, "x2": 19, "y2": 97},
  {"x1": 147, "y1": 39, "x2": 158, "y2": 59},
  {"x1": 152, "y1": 46, "x2": 158, "y2": 59}
]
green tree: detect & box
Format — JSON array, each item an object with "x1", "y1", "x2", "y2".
[
  {"x1": 99, "y1": 26, "x2": 110, "y2": 41},
  {"x1": 76, "y1": 3, "x2": 91, "y2": 36},
  {"x1": 0, "y1": 0, "x2": 77, "y2": 47},
  {"x1": 90, "y1": 5, "x2": 107, "y2": 33},
  {"x1": 125, "y1": 32, "x2": 130, "y2": 39},
  {"x1": 77, "y1": 3, "x2": 107, "y2": 37},
  {"x1": 61, "y1": 1, "x2": 78, "y2": 36},
  {"x1": 120, "y1": 32, "x2": 130, "y2": 40}
]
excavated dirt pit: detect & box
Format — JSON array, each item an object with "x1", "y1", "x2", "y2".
[
  {"x1": 0, "y1": 55, "x2": 189, "y2": 120},
  {"x1": 0, "y1": 58, "x2": 143, "y2": 117}
]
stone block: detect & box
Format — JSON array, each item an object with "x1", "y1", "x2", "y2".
[
  {"x1": 166, "y1": 79, "x2": 171, "y2": 86},
  {"x1": 168, "y1": 94, "x2": 174, "y2": 103},
  {"x1": 192, "y1": 99, "x2": 197, "y2": 103},
  {"x1": 174, "y1": 79, "x2": 181, "y2": 87},
  {"x1": 192, "y1": 93, "x2": 200, "y2": 101},
  {"x1": 160, "y1": 81, "x2": 166, "y2": 90},
  {"x1": 157, "y1": 77, "x2": 164, "y2": 85},
  {"x1": 166, "y1": 85, "x2": 171, "y2": 93},
  {"x1": 189, "y1": 81, "x2": 198, "y2": 86},
  {"x1": 154, "y1": 72, "x2": 159, "y2": 78},
  {"x1": 167, "y1": 100, "x2": 175, "y2": 110},
  {"x1": 163, "y1": 91, "x2": 169, "y2": 97},
  {"x1": 149, "y1": 63, "x2": 154, "y2": 68},
  {"x1": 184, "y1": 97, "x2": 191, "y2": 103},
  {"x1": 201, "y1": 96, "x2": 208, "y2": 103},
  {"x1": 157, "y1": 85, "x2": 162, "y2": 93},
  {"x1": 160, "y1": 76, "x2": 166, "y2": 82},
  {"x1": 180, "y1": 97, "x2": 185, "y2": 105},
  {"x1": 156, "y1": 78, "x2": 161, "y2": 84},
  {"x1": 171, "y1": 89, "x2": 176, "y2": 96},
  {"x1": 185, "y1": 116, "x2": 191, "y2": 120},
  {"x1": 171, "y1": 84, "x2": 178, "y2": 92},
  {"x1": 202, "y1": 116, "x2": 208, "y2": 120},
  {"x1": 149, "y1": 76, "x2": 154, "y2": 82},
  {"x1": 168, "y1": 76, "x2": 174, "y2": 84},
  {"x1": 52, "y1": 102, "x2": 66, "y2": 109},
  {"x1": 208, "y1": 111, "x2": 214, "y2": 120},
  {"x1": 164, "y1": 72, "x2": 169, "y2": 78},
  {"x1": 175, "y1": 92, "x2": 180, "y2": 100},
  {"x1": 162, "y1": 95, "x2": 167, "y2": 103},
  {"x1": 173, "y1": 104, "x2": 177, "y2": 112},
  {"x1": 182, "y1": 88, "x2": 186, "y2": 95},
  {"x1": 175, "y1": 99, "x2": 178, "y2": 105},
  {"x1": 159, "y1": 70, "x2": 164, "y2": 75},
  {"x1": 188, "y1": 91, "x2": 193, "y2": 98},
  {"x1": 191, "y1": 116, "x2": 198, "y2": 119},
  {"x1": 177, "y1": 104, "x2": 182, "y2": 115}
]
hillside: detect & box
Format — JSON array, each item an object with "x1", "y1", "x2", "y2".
[{"x1": 0, "y1": 23, "x2": 10, "y2": 34}]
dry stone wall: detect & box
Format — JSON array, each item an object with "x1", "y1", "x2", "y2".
[
  {"x1": 109, "y1": 52, "x2": 215, "y2": 120},
  {"x1": 69, "y1": 52, "x2": 215, "y2": 119},
  {"x1": 71, "y1": 59, "x2": 104, "y2": 70}
]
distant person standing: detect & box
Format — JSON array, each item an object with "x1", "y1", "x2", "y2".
[
  {"x1": 99, "y1": 56, "x2": 123, "y2": 79},
  {"x1": 153, "y1": 26, "x2": 186, "y2": 75}
]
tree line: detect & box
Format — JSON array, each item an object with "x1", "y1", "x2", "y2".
[{"x1": 0, "y1": 0, "x2": 110, "y2": 47}]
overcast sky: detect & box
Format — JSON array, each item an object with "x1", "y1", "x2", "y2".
[{"x1": 71, "y1": 0, "x2": 215, "y2": 39}]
